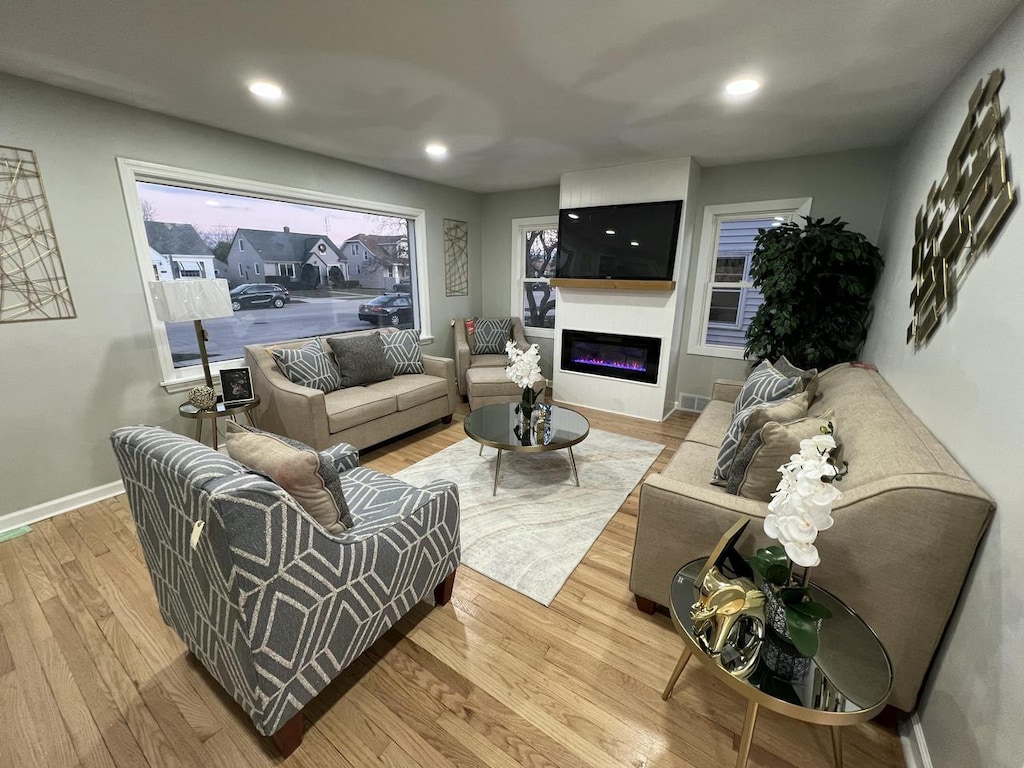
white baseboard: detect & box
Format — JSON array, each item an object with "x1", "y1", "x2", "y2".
[
  {"x1": 0, "y1": 480, "x2": 126, "y2": 535},
  {"x1": 900, "y1": 713, "x2": 933, "y2": 768}
]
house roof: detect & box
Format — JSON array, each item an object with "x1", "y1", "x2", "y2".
[
  {"x1": 145, "y1": 222, "x2": 213, "y2": 256},
  {"x1": 235, "y1": 229, "x2": 343, "y2": 262},
  {"x1": 344, "y1": 233, "x2": 409, "y2": 265}
]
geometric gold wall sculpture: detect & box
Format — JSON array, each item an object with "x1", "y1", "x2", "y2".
[
  {"x1": 0, "y1": 145, "x2": 76, "y2": 323},
  {"x1": 908, "y1": 69, "x2": 1015, "y2": 348},
  {"x1": 443, "y1": 218, "x2": 469, "y2": 297}
]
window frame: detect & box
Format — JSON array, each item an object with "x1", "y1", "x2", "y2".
[
  {"x1": 510, "y1": 215, "x2": 558, "y2": 340},
  {"x1": 687, "y1": 197, "x2": 812, "y2": 360},
  {"x1": 117, "y1": 158, "x2": 432, "y2": 392}
]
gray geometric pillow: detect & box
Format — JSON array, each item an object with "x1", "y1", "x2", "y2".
[
  {"x1": 271, "y1": 338, "x2": 341, "y2": 393},
  {"x1": 378, "y1": 329, "x2": 424, "y2": 375},
  {"x1": 732, "y1": 360, "x2": 802, "y2": 417},
  {"x1": 472, "y1": 318, "x2": 513, "y2": 354},
  {"x1": 712, "y1": 402, "x2": 761, "y2": 486},
  {"x1": 775, "y1": 355, "x2": 818, "y2": 402},
  {"x1": 326, "y1": 334, "x2": 393, "y2": 388},
  {"x1": 713, "y1": 393, "x2": 810, "y2": 485}
]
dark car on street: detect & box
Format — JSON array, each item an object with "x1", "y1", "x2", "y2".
[
  {"x1": 358, "y1": 293, "x2": 413, "y2": 326},
  {"x1": 230, "y1": 283, "x2": 290, "y2": 310}
]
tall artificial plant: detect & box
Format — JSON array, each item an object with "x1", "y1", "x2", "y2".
[{"x1": 744, "y1": 216, "x2": 884, "y2": 370}]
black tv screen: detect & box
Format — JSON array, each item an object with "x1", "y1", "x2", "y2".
[{"x1": 557, "y1": 200, "x2": 682, "y2": 280}]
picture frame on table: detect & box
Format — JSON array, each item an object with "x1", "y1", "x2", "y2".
[{"x1": 219, "y1": 367, "x2": 255, "y2": 406}]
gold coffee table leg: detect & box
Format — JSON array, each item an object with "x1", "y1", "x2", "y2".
[
  {"x1": 492, "y1": 449, "x2": 503, "y2": 496},
  {"x1": 661, "y1": 646, "x2": 691, "y2": 700},
  {"x1": 831, "y1": 726, "x2": 844, "y2": 768},
  {"x1": 735, "y1": 700, "x2": 759, "y2": 768},
  {"x1": 567, "y1": 445, "x2": 580, "y2": 486}
]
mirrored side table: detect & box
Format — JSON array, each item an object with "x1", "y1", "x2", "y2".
[{"x1": 178, "y1": 395, "x2": 260, "y2": 450}]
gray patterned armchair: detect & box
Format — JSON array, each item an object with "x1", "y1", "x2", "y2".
[{"x1": 110, "y1": 426, "x2": 460, "y2": 755}]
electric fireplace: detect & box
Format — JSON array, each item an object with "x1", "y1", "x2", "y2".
[{"x1": 561, "y1": 330, "x2": 661, "y2": 385}]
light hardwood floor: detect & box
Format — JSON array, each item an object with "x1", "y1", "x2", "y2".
[{"x1": 0, "y1": 403, "x2": 906, "y2": 768}]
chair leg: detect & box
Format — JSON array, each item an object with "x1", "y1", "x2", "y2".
[
  {"x1": 271, "y1": 711, "x2": 305, "y2": 757},
  {"x1": 434, "y1": 569, "x2": 457, "y2": 606},
  {"x1": 634, "y1": 595, "x2": 658, "y2": 614}
]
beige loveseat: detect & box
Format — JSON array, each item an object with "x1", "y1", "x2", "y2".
[
  {"x1": 630, "y1": 363, "x2": 993, "y2": 712},
  {"x1": 244, "y1": 329, "x2": 457, "y2": 451}
]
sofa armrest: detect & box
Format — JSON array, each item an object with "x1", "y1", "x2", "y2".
[
  {"x1": 712, "y1": 379, "x2": 745, "y2": 403},
  {"x1": 511, "y1": 318, "x2": 530, "y2": 351},
  {"x1": 245, "y1": 346, "x2": 331, "y2": 449},
  {"x1": 422, "y1": 354, "x2": 458, "y2": 414},
  {"x1": 453, "y1": 320, "x2": 472, "y2": 396},
  {"x1": 321, "y1": 442, "x2": 359, "y2": 473}
]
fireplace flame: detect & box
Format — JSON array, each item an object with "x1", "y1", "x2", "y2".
[{"x1": 571, "y1": 355, "x2": 646, "y2": 372}]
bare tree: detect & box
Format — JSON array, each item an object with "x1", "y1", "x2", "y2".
[
  {"x1": 199, "y1": 225, "x2": 235, "y2": 262},
  {"x1": 524, "y1": 229, "x2": 558, "y2": 327},
  {"x1": 140, "y1": 199, "x2": 158, "y2": 222}
]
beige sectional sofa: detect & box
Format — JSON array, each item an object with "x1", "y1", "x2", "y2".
[
  {"x1": 630, "y1": 363, "x2": 993, "y2": 712},
  {"x1": 244, "y1": 329, "x2": 457, "y2": 451}
]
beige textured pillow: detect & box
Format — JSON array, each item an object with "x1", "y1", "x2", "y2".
[
  {"x1": 225, "y1": 422, "x2": 349, "y2": 533},
  {"x1": 736, "y1": 391, "x2": 811, "y2": 457},
  {"x1": 729, "y1": 410, "x2": 840, "y2": 501}
]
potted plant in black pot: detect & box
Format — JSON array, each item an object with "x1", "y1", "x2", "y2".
[{"x1": 744, "y1": 217, "x2": 884, "y2": 370}]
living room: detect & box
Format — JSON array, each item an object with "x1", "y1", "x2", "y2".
[{"x1": 1, "y1": 2, "x2": 1021, "y2": 767}]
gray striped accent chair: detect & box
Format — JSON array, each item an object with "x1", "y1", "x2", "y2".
[{"x1": 109, "y1": 426, "x2": 460, "y2": 755}]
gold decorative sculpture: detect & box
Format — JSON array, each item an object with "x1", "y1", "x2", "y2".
[
  {"x1": 691, "y1": 566, "x2": 766, "y2": 679},
  {"x1": 908, "y1": 69, "x2": 1015, "y2": 347},
  {"x1": 443, "y1": 218, "x2": 469, "y2": 296},
  {"x1": 0, "y1": 145, "x2": 76, "y2": 323}
]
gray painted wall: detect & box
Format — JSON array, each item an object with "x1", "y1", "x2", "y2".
[
  {"x1": 676, "y1": 147, "x2": 898, "y2": 398},
  {"x1": 480, "y1": 185, "x2": 560, "y2": 378},
  {"x1": 862, "y1": 6, "x2": 1024, "y2": 766},
  {"x1": 0, "y1": 73, "x2": 482, "y2": 518}
]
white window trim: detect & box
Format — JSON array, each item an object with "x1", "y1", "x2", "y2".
[
  {"x1": 510, "y1": 215, "x2": 558, "y2": 340},
  {"x1": 117, "y1": 157, "x2": 432, "y2": 392},
  {"x1": 687, "y1": 197, "x2": 812, "y2": 360}
]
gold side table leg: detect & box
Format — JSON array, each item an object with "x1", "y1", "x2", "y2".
[
  {"x1": 194, "y1": 418, "x2": 203, "y2": 443},
  {"x1": 735, "y1": 700, "x2": 759, "y2": 768},
  {"x1": 567, "y1": 445, "x2": 580, "y2": 486},
  {"x1": 246, "y1": 406, "x2": 258, "y2": 428},
  {"x1": 661, "y1": 646, "x2": 692, "y2": 700},
  {"x1": 211, "y1": 417, "x2": 219, "y2": 451},
  {"x1": 831, "y1": 726, "x2": 844, "y2": 768},
  {"x1": 492, "y1": 449, "x2": 503, "y2": 496},
  {"x1": 479, "y1": 442, "x2": 484, "y2": 457}
]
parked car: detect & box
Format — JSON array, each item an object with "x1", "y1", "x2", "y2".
[
  {"x1": 392, "y1": 280, "x2": 412, "y2": 293},
  {"x1": 230, "y1": 283, "x2": 290, "y2": 310},
  {"x1": 358, "y1": 293, "x2": 413, "y2": 326}
]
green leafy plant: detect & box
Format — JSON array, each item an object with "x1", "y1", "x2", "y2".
[
  {"x1": 744, "y1": 216, "x2": 884, "y2": 370},
  {"x1": 749, "y1": 546, "x2": 833, "y2": 657}
]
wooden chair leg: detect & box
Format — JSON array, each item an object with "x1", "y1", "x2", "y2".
[
  {"x1": 434, "y1": 569, "x2": 457, "y2": 606},
  {"x1": 271, "y1": 711, "x2": 305, "y2": 757},
  {"x1": 634, "y1": 594, "x2": 657, "y2": 614}
]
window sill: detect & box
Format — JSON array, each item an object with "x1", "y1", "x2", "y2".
[
  {"x1": 524, "y1": 327, "x2": 554, "y2": 340},
  {"x1": 686, "y1": 343, "x2": 749, "y2": 361}
]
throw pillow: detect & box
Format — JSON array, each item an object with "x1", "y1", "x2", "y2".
[
  {"x1": 732, "y1": 360, "x2": 803, "y2": 417},
  {"x1": 224, "y1": 422, "x2": 352, "y2": 533},
  {"x1": 326, "y1": 334, "x2": 393, "y2": 388},
  {"x1": 471, "y1": 317, "x2": 513, "y2": 354},
  {"x1": 727, "y1": 409, "x2": 840, "y2": 500},
  {"x1": 378, "y1": 328, "x2": 424, "y2": 375},
  {"x1": 775, "y1": 355, "x2": 819, "y2": 403},
  {"x1": 271, "y1": 338, "x2": 341, "y2": 393},
  {"x1": 712, "y1": 392, "x2": 811, "y2": 486}
]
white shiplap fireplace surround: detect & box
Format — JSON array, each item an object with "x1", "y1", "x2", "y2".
[{"x1": 552, "y1": 157, "x2": 700, "y2": 421}]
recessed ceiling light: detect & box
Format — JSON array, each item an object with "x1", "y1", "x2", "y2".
[
  {"x1": 605, "y1": 229, "x2": 616, "y2": 235},
  {"x1": 725, "y1": 78, "x2": 761, "y2": 96},
  {"x1": 567, "y1": 212, "x2": 580, "y2": 220},
  {"x1": 630, "y1": 240, "x2": 640, "y2": 247},
  {"x1": 425, "y1": 143, "x2": 448, "y2": 158},
  {"x1": 205, "y1": 200, "x2": 220, "y2": 207},
  {"x1": 248, "y1": 80, "x2": 284, "y2": 101}
]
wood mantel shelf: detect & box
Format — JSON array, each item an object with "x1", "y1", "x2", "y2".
[{"x1": 550, "y1": 278, "x2": 676, "y2": 291}]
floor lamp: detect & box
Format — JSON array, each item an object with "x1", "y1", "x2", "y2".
[{"x1": 149, "y1": 279, "x2": 234, "y2": 390}]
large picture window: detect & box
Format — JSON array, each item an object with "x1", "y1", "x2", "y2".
[
  {"x1": 511, "y1": 216, "x2": 558, "y2": 338},
  {"x1": 688, "y1": 198, "x2": 811, "y2": 359},
  {"x1": 119, "y1": 159, "x2": 430, "y2": 390}
]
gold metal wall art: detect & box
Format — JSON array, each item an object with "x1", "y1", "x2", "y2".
[
  {"x1": 443, "y1": 218, "x2": 469, "y2": 296},
  {"x1": 0, "y1": 145, "x2": 76, "y2": 323},
  {"x1": 908, "y1": 69, "x2": 1015, "y2": 348}
]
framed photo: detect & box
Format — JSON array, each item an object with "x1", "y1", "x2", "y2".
[{"x1": 219, "y1": 367, "x2": 255, "y2": 407}]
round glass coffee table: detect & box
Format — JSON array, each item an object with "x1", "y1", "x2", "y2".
[
  {"x1": 463, "y1": 402, "x2": 590, "y2": 495},
  {"x1": 663, "y1": 559, "x2": 892, "y2": 768}
]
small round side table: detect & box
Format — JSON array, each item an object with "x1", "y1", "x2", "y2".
[{"x1": 178, "y1": 395, "x2": 260, "y2": 450}]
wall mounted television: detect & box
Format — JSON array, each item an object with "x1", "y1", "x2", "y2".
[{"x1": 556, "y1": 200, "x2": 682, "y2": 280}]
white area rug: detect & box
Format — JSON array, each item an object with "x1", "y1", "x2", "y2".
[{"x1": 393, "y1": 428, "x2": 664, "y2": 605}]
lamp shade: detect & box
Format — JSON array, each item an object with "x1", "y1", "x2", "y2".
[{"x1": 149, "y1": 279, "x2": 233, "y2": 322}]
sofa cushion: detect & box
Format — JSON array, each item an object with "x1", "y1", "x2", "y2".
[
  {"x1": 378, "y1": 328, "x2": 424, "y2": 375},
  {"x1": 728, "y1": 410, "x2": 839, "y2": 501},
  {"x1": 713, "y1": 392, "x2": 810, "y2": 485},
  {"x1": 471, "y1": 317, "x2": 512, "y2": 354},
  {"x1": 370, "y1": 375, "x2": 449, "y2": 411},
  {"x1": 464, "y1": 366, "x2": 520, "y2": 398},
  {"x1": 271, "y1": 338, "x2": 341, "y2": 393},
  {"x1": 684, "y1": 400, "x2": 734, "y2": 448},
  {"x1": 224, "y1": 422, "x2": 351, "y2": 533},
  {"x1": 469, "y1": 353, "x2": 510, "y2": 369},
  {"x1": 732, "y1": 360, "x2": 802, "y2": 417},
  {"x1": 327, "y1": 334, "x2": 393, "y2": 388},
  {"x1": 325, "y1": 387, "x2": 398, "y2": 432},
  {"x1": 661, "y1": 440, "x2": 722, "y2": 488}
]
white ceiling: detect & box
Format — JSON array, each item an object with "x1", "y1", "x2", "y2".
[{"x1": 0, "y1": 1, "x2": 1018, "y2": 192}]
